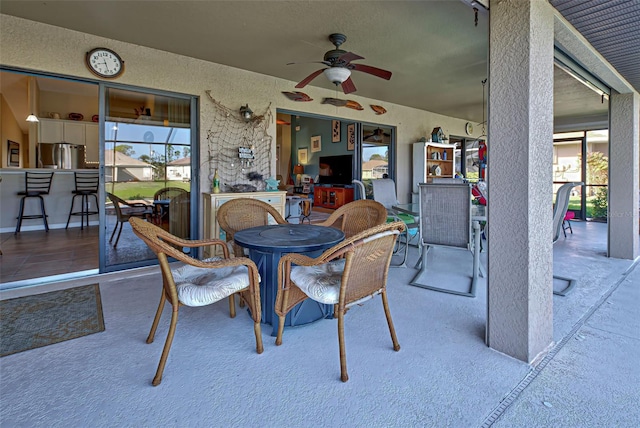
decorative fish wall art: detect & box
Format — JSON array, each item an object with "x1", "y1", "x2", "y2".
[
  {"x1": 281, "y1": 91, "x2": 313, "y2": 102},
  {"x1": 321, "y1": 98, "x2": 364, "y2": 111},
  {"x1": 370, "y1": 105, "x2": 387, "y2": 115}
]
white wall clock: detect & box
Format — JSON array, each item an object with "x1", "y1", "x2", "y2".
[
  {"x1": 465, "y1": 122, "x2": 474, "y2": 135},
  {"x1": 86, "y1": 48, "x2": 124, "y2": 79}
]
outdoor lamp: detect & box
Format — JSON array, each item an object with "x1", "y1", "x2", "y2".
[
  {"x1": 239, "y1": 104, "x2": 253, "y2": 122},
  {"x1": 293, "y1": 164, "x2": 304, "y2": 186}
]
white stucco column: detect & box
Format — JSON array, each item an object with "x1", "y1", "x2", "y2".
[
  {"x1": 608, "y1": 92, "x2": 640, "y2": 259},
  {"x1": 486, "y1": 0, "x2": 554, "y2": 362}
]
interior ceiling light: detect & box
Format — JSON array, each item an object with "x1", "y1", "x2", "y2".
[
  {"x1": 26, "y1": 113, "x2": 39, "y2": 122},
  {"x1": 323, "y1": 67, "x2": 351, "y2": 85}
]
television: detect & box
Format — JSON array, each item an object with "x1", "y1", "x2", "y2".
[{"x1": 318, "y1": 154, "x2": 353, "y2": 185}]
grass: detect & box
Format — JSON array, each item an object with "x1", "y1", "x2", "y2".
[
  {"x1": 567, "y1": 196, "x2": 606, "y2": 219},
  {"x1": 107, "y1": 181, "x2": 190, "y2": 200}
]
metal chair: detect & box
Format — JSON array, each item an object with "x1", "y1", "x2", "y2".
[
  {"x1": 299, "y1": 199, "x2": 312, "y2": 224},
  {"x1": 15, "y1": 171, "x2": 54, "y2": 234},
  {"x1": 128, "y1": 217, "x2": 263, "y2": 386},
  {"x1": 371, "y1": 178, "x2": 418, "y2": 267},
  {"x1": 65, "y1": 171, "x2": 99, "y2": 230},
  {"x1": 410, "y1": 183, "x2": 481, "y2": 297},
  {"x1": 106, "y1": 192, "x2": 154, "y2": 247},
  {"x1": 274, "y1": 221, "x2": 405, "y2": 382}
]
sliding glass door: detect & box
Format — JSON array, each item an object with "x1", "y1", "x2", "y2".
[{"x1": 100, "y1": 86, "x2": 198, "y2": 272}]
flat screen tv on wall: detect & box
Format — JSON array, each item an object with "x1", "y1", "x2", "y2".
[{"x1": 318, "y1": 154, "x2": 353, "y2": 185}]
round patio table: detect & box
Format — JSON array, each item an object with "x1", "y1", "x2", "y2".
[{"x1": 234, "y1": 223, "x2": 344, "y2": 336}]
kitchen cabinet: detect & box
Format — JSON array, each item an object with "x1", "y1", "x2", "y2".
[
  {"x1": 412, "y1": 142, "x2": 457, "y2": 192},
  {"x1": 202, "y1": 191, "x2": 286, "y2": 257},
  {"x1": 39, "y1": 119, "x2": 99, "y2": 163},
  {"x1": 314, "y1": 186, "x2": 354, "y2": 209}
]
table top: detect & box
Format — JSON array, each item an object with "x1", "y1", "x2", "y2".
[
  {"x1": 393, "y1": 203, "x2": 486, "y2": 221},
  {"x1": 234, "y1": 224, "x2": 344, "y2": 253}
]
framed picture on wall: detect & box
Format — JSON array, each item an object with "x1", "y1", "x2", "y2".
[
  {"x1": 347, "y1": 124, "x2": 355, "y2": 151},
  {"x1": 311, "y1": 135, "x2": 322, "y2": 153},
  {"x1": 332, "y1": 120, "x2": 341, "y2": 142},
  {"x1": 8, "y1": 140, "x2": 20, "y2": 167},
  {"x1": 298, "y1": 148, "x2": 308, "y2": 164}
]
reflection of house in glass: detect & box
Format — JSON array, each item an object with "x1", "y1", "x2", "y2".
[
  {"x1": 104, "y1": 149, "x2": 154, "y2": 182},
  {"x1": 362, "y1": 159, "x2": 388, "y2": 179},
  {"x1": 167, "y1": 157, "x2": 191, "y2": 181}
]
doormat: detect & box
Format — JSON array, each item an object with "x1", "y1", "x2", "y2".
[{"x1": 0, "y1": 284, "x2": 105, "y2": 357}]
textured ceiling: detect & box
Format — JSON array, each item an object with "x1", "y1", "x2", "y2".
[
  {"x1": 551, "y1": 0, "x2": 640, "y2": 92},
  {"x1": 0, "y1": 0, "x2": 633, "y2": 127}
]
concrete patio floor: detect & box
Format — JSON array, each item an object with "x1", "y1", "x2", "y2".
[{"x1": 0, "y1": 220, "x2": 638, "y2": 427}]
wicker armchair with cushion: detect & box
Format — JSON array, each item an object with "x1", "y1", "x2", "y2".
[
  {"x1": 316, "y1": 199, "x2": 388, "y2": 239},
  {"x1": 216, "y1": 198, "x2": 287, "y2": 258},
  {"x1": 275, "y1": 221, "x2": 405, "y2": 382},
  {"x1": 128, "y1": 217, "x2": 263, "y2": 386}
]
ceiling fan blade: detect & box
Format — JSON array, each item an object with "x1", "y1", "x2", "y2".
[
  {"x1": 336, "y1": 52, "x2": 364, "y2": 65},
  {"x1": 287, "y1": 60, "x2": 331, "y2": 66},
  {"x1": 341, "y1": 77, "x2": 357, "y2": 94},
  {"x1": 351, "y1": 63, "x2": 392, "y2": 80},
  {"x1": 294, "y1": 68, "x2": 326, "y2": 88}
]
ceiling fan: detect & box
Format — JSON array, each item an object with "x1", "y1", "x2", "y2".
[
  {"x1": 288, "y1": 33, "x2": 392, "y2": 95},
  {"x1": 363, "y1": 128, "x2": 390, "y2": 142}
]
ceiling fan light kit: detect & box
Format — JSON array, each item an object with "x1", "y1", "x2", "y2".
[
  {"x1": 289, "y1": 33, "x2": 392, "y2": 95},
  {"x1": 323, "y1": 67, "x2": 351, "y2": 85}
]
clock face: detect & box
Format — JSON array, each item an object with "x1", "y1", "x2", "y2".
[
  {"x1": 465, "y1": 122, "x2": 474, "y2": 135},
  {"x1": 86, "y1": 48, "x2": 124, "y2": 78}
]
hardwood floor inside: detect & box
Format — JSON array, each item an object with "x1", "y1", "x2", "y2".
[
  {"x1": 0, "y1": 226, "x2": 99, "y2": 283},
  {"x1": 0, "y1": 208, "x2": 333, "y2": 284}
]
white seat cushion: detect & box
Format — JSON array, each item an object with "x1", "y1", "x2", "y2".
[
  {"x1": 290, "y1": 259, "x2": 346, "y2": 304},
  {"x1": 172, "y1": 257, "x2": 253, "y2": 307}
]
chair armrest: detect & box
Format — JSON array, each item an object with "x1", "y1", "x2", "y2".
[{"x1": 158, "y1": 232, "x2": 230, "y2": 258}]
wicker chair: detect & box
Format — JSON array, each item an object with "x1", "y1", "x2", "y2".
[
  {"x1": 316, "y1": 199, "x2": 388, "y2": 239},
  {"x1": 128, "y1": 217, "x2": 263, "y2": 386},
  {"x1": 216, "y1": 198, "x2": 287, "y2": 258},
  {"x1": 153, "y1": 187, "x2": 188, "y2": 225},
  {"x1": 106, "y1": 192, "x2": 154, "y2": 247},
  {"x1": 275, "y1": 221, "x2": 405, "y2": 382}
]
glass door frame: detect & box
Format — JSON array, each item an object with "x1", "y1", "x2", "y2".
[{"x1": 97, "y1": 82, "x2": 199, "y2": 273}]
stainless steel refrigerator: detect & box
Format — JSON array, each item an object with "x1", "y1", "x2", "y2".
[{"x1": 38, "y1": 143, "x2": 85, "y2": 169}]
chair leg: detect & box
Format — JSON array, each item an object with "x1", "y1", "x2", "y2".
[
  {"x1": 152, "y1": 305, "x2": 179, "y2": 386},
  {"x1": 65, "y1": 194, "x2": 76, "y2": 229},
  {"x1": 14, "y1": 197, "x2": 26, "y2": 234},
  {"x1": 381, "y1": 290, "x2": 401, "y2": 352},
  {"x1": 254, "y1": 321, "x2": 264, "y2": 354},
  {"x1": 113, "y1": 222, "x2": 124, "y2": 247},
  {"x1": 228, "y1": 295, "x2": 236, "y2": 318},
  {"x1": 109, "y1": 222, "x2": 119, "y2": 243},
  {"x1": 38, "y1": 195, "x2": 49, "y2": 231},
  {"x1": 337, "y1": 308, "x2": 349, "y2": 382},
  {"x1": 147, "y1": 292, "x2": 166, "y2": 344},
  {"x1": 275, "y1": 287, "x2": 291, "y2": 346}
]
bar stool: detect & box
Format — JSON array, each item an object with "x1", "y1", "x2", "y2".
[
  {"x1": 66, "y1": 171, "x2": 100, "y2": 230},
  {"x1": 15, "y1": 171, "x2": 55, "y2": 234}
]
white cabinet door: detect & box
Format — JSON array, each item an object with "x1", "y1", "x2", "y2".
[
  {"x1": 63, "y1": 121, "x2": 86, "y2": 145},
  {"x1": 84, "y1": 123, "x2": 99, "y2": 163},
  {"x1": 39, "y1": 119, "x2": 64, "y2": 143}
]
